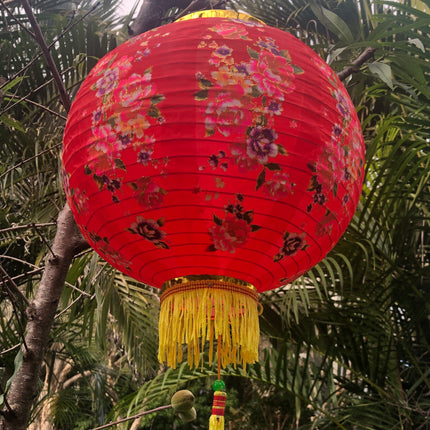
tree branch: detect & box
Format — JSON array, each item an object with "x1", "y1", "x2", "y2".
[
  {"x1": 20, "y1": 0, "x2": 72, "y2": 111},
  {"x1": 62, "y1": 370, "x2": 92, "y2": 390},
  {"x1": 337, "y1": 47, "x2": 377, "y2": 82},
  {"x1": 1, "y1": 205, "x2": 89, "y2": 430},
  {"x1": 91, "y1": 405, "x2": 172, "y2": 430}
]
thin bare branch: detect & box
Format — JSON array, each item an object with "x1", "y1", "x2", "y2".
[
  {"x1": 0, "y1": 143, "x2": 61, "y2": 180},
  {"x1": 55, "y1": 293, "x2": 95, "y2": 319},
  {"x1": 0, "y1": 0, "x2": 35, "y2": 38},
  {"x1": 0, "y1": 222, "x2": 57, "y2": 235},
  {"x1": 9, "y1": 268, "x2": 44, "y2": 283},
  {"x1": 337, "y1": 47, "x2": 377, "y2": 82},
  {"x1": 0, "y1": 253, "x2": 92, "y2": 296},
  {"x1": 0, "y1": 94, "x2": 68, "y2": 119},
  {"x1": 0, "y1": 344, "x2": 20, "y2": 356},
  {"x1": 0, "y1": 2, "x2": 100, "y2": 92},
  {"x1": 20, "y1": 0, "x2": 71, "y2": 111},
  {"x1": 0, "y1": 267, "x2": 29, "y2": 351},
  {"x1": 32, "y1": 223, "x2": 57, "y2": 260},
  {"x1": 91, "y1": 405, "x2": 173, "y2": 430},
  {"x1": 0, "y1": 265, "x2": 30, "y2": 307}
]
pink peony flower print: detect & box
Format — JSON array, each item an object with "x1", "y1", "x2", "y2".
[
  {"x1": 95, "y1": 68, "x2": 119, "y2": 97},
  {"x1": 248, "y1": 51, "x2": 295, "y2": 100},
  {"x1": 262, "y1": 172, "x2": 293, "y2": 199},
  {"x1": 209, "y1": 45, "x2": 234, "y2": 66},
  {"x1": 92, "y1": 123, "x2": 118, "y2": 152},
  {"x1": 205, "y1": 93, "x2": 250, "y2": 137},
  {"x1": 334, "y1": 88, "x2": 351, "y2": 121},
  {"x1": 317, "y1": 139, "x2": 346, "y2": 189},
  {"x1": 209, "y1": 215, "x2": 251, "y2": 253},
  {"x1": 246, "y1": 126, "x2": 278, "y2": 164},
  {"x1": 114, "y1": 72, "x2": 154, "y2": 111},
  {"x1": 133, "y1": 177, "x2": 166, "y2": 209},
  {"x1": 209, "y1": 23, "x2": 249, "y2": 39}
]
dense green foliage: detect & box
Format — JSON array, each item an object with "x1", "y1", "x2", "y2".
[{"x1": 1, "y1": 0, "x2": 430, "y2": 428}]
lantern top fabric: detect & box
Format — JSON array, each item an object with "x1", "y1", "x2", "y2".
[{"x1": 62, "y1": 15, "x2": 365, "y2": 293}]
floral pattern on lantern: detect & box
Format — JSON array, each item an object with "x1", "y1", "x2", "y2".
[
  {"x1": 208, "y1": 194, "x2": 261, "y2": 253},
  {"x1": 195, "y1": 33, "x2": 297, "y2": 188},
  {"x1": 63, "y1": 15, "x2": 365, "y2": 294},
  {"x1": 84, "y1": 56, "x2": 167, "y2": 204}
]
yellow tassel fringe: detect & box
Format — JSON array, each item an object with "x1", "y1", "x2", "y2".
[
  {"x1": 158, "y1": 276, "x2": 260, "y2": 369},
  {"x1": 209, "y1": 415, "x2": 225, "y2": 430}
]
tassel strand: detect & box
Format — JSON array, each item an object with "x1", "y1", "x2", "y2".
[{"x1": 158, "y1": 277, "x2": 259, "y2": 369}]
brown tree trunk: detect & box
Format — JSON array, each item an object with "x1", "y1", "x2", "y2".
[
  {"x1": 28, "y1": 353, "x2": 71, "y2": 430},
  {"x1": 27, "y1": 343, "x2": 93, "y2": 430},
  {"x1": 1, "y1": 205, "x2": 88, "y2": 430}
]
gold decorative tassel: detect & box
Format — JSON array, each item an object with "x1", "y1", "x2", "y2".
[{"x1": 158, "y1": 275, "x2": 260, "y2": 369}]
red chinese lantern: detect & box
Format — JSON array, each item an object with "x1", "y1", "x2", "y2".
[{"x1": 63, "y1": 9, "x2": 364, "y2": 376}]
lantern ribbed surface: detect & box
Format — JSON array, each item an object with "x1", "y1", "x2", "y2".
[
  {"x1": 63, "y1": 12, "x2": 365, "y2": 370},
  {"x1": 63, "y1": 15, "x2": 364, "y2": 292}
]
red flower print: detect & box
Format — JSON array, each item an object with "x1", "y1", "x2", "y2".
[
  {"x1": 133, "y1": 177, "x2": 166, "y2": 209},
  {"x1": 208, "y1": 195, "x2": 260, "y2": 253},
  {"x1": 98, "y1": 241, "x2": 132, "y2": 272},
  {"x1": 315, "y1": 211, "x2": 337, "y2": 237},
  {"x1": 209, "y1": 215, "x2": 251, "y2": 253}
]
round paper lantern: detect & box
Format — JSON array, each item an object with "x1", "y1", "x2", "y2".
[{"x1": 62, "y1": 10, "x2": 365, "y2": 370}]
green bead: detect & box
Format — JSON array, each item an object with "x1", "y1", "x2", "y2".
[{"x1": 213, "y1": 380, "x2": 226, "y2": 391}]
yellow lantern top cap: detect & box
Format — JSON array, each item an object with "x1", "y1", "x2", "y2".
[{"x1": 175, "y1": 9, "x2": 265, "y2": 24}]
